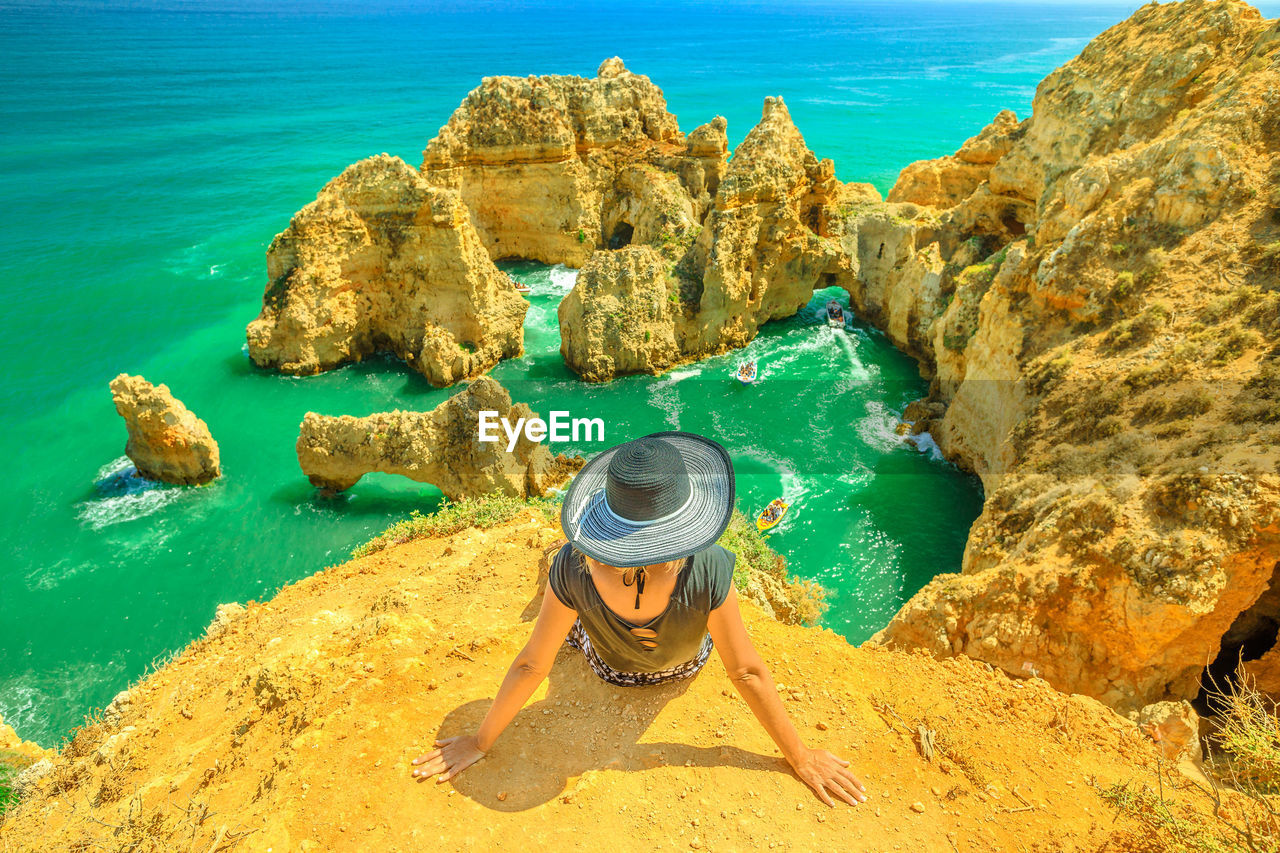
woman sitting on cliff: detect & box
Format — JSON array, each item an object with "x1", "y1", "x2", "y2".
[{"x1": 410, "y1": 432, "x2": 868, "y2": 807}]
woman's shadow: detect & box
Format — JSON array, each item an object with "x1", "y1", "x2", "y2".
[{"x1": 416, "y1": 550, "x2": 792, "y2": 811}]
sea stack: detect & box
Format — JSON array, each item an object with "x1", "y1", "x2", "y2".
[
  {"x1": 246, "y1": 155, "x2": 528, "y2": 387},
  {"x1": 296, "y1": 376, "x2": 582, "y2": 499},
  {"x1": 557, "y1": 95, "x2": 873, "y2": 378},
  {"x1": 109, "y1": 374, "x2": 221, "y2": 485},
  {"x1": 420, "y1": 57, "x2": 706, "y2": 266}
]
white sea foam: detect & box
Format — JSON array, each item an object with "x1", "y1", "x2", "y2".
[
  {"x1": 546, "y1": 264, "x2": 580, "y2": 295},
  {"x1": 837, "y1": 462, "x2": 875, "y2": 490},
  {"x1": 525, "y1": 301, "x2": 558, "y2": 331},
  {"x1": 646, "y1": 382, "x2": 684, "y2": 429},
  {"x1": 656, "y1": 366, "x2": 703, "y2": 386},
  {"x1": 761, "y1": 325, "x2": 836, "y2": 375},
  {"x1": 858, "y1": 401, "x2": 911, "y2": 454},
  {"x1": 907, "y1": 430, "x2": 944, "y2": 462},
  {"x1": 0, "y1": 658, "x2": 131, "y2": 746},
  {"x1": 24, "y1": 557, "x2": 92, "y2": 591},
  {"x1": 857, "y1": 402, "x2": 946, "y2": 462},
  {"x1": 737, "y1": 443, "x2": 811, "y2": 505},
  {"x1": 165, "y1": 241, "x2": 218, "y2": 278},
  {"x1": 76, "y1": 456, "x2": 182, "y2": 530},
  {"x1": 644, "y1": 364, "x2": 706, "y2": 428}
]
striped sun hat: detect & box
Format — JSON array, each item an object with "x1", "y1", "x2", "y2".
[{"x1": 560, "y1": 431, "x2": 735, "y2": 568}]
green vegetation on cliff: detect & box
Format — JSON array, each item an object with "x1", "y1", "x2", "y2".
[{"x1": 350, "y1": 493, "x2": 827, "y2": 625}]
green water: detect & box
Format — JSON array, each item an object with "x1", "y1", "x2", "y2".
[
  {"x1": 0, "y1": 259, "x2": 981, "y2": 747},
  {"x1": 0, "y1": 0, "x2": 1068, "y2": 747}
]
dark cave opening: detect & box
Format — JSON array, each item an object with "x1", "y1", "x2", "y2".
[
  {"x1": 1193, "y1": 561, "x2": 1280, "y2": 716},
  {"x1": 1000, "y1": 210, "x2": 1027, "y2": 237},
  {"x1": 608, "y1": 221, "x2": 634, "y2": 250}
]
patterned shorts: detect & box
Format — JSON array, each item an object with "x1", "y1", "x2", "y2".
[{"x1": 565, "y1": 620, "x2": 713, "y2": 687}]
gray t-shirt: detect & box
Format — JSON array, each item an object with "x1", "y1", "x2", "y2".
[{"x1": 548, "y1": 543, "x2": 736, "y2": 674}]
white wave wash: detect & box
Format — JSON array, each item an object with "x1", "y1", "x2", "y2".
[
  {"x1": 907, "y1": 430, "x2": 945, "y2": 462},
  {"x1": 546, "y1": 263, "x2": 580, "y2": 295},
  {"x1": 77, "y1": 456, "x2": 183, "y2": 531},
  {"x1": 24, "y1": 556, "x2": 93, "y2": 591},
  {"x1": 856, "y1": 401, "x2": 944, "y2": 461}
]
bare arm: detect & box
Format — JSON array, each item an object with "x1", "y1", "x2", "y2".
[
  {"x1": 707, "y1": 586, "x2": 868, "y2": 807},
  {"x1": 411, "y1": 580, "x2": 577, "y2": 782}
]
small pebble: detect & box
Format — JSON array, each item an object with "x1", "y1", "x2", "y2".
[{"x1": 911, "y1": 802, "x2": 925, "y2": 814}]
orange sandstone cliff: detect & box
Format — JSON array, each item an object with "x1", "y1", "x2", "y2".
[
  {"x1": 420, "y1": 57, "x2": 720, "y2": 267},
  {"x1": 865, "y1": 0, "x2": 1280, "y2": 713},
  {"x1": 296, "y1": 377, "x2": 582, "y2": 499},
  {"x1": 412, "y1": 0, "x2": 1280, "y2": 716},
  {"x1": 109, "y1": 373, "x2": 221, "y2": 485},
  {"x1": 246, "y1": 155, "x2": 528, "y2": 387},
  {"x1": 0, "y1": 511, "x2": 1199, "y2": 852}
]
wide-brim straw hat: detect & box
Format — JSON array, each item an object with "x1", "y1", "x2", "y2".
[{"x1": 561, "y1": 431, "x2": 735, "y2": 568}]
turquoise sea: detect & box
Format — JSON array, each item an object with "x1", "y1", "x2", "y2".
[{"x1": 3, "y1": 0, "x2": 1240, "y2": 747}]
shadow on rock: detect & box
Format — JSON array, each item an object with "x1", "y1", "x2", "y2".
[{"x1": 421, "y1": 649, "x2": 790, "y2": 812}]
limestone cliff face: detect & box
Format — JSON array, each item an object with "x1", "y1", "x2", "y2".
[
  {"x1": 246, "y1": 155, "x2": 527, "y2": 387},
  {"x1": 296, "y1": 376, "x2": 581, "y2": 500},
  {"x1": 680, "y1": 97, "x2": 851, "y2": 356},
  {"x1": 557, "y1": 97, "x2": 868, "y2": 379},
  {"x1": 108, "y1": 374, "x2": 220, "y2": 485},
  {"x1": 887, "y1": 110, "x2": 1023, "y2": 209},
  {"x1": 0, "y1": 715, "x2": 54, "y2": 765},
  {"x1": 421, "y1": 61, "x2": 873, "y2": 381},
  {"x1": 557, "y1": 246, "x2": 682, "y2": 382},
  {"x1": 0, "y1": 511, "x2": 1182, "y2": 852},
  {"x1": 867, "y1": 0, "x2": 1280, "y2": 710},
  {"x1": 421, "y1": 58, "x2": 721, "y2": 267}
]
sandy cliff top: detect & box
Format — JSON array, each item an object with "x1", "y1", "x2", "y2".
[{"x1": 0, "y1": 509, "x2": 1202, "y2": 851}]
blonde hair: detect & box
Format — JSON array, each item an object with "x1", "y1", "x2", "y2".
[{"x1": 578, "y1": 552, "x2": 687, "y2": 576}]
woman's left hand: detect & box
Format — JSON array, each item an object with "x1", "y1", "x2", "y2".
[
  {"x1": 789, "y1": 747, "x2": 868, "y2": 806},
  {"x1": 411, "y1": 734, "x2": 486, "y2": 783}
]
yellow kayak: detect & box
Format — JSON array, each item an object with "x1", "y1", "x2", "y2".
[{"x1": 756, "y1": 498, "x2": 789, "y2": 531}]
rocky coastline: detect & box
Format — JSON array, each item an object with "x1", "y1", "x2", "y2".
[
  {"x1": 6, "y1": 2, "x2": 1280, "y2": 848},
  {"x1": 296, "y1": 377, "x2": 582, "y2": 499}
]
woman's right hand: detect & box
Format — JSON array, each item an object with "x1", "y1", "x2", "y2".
[
  {"x1": 410, "y1": 734, "x2": 486, "y2": 783},
  {"x1": 789, "y1": 747, "x2": 868, "y2": 806}
]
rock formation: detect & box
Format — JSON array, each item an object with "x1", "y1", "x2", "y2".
[
  {"x1": 421, "y1": 58, "x2": 724, "y2": 267},
  {"x1": 0, "y1": 715, "x2": 54, "y2": 765},
  {"x1": 241, "y1": 0, "x2": 1280, "y2": 717},
  {"x1": 862, "y1": 0, "x2": 1280, "y2": 711},
  {"x1": 677, "y1": 97, "x2": 853, "y2": 357},
  {"x1": 0, "y1": 510, "x2": 1204, "y2": 852},
  {"x1": 887, "y1": 110, "x2": 1023, "y2": 209},
  {"x1": 557, "y1": 96, "x2": 873, "y2": 380},
  {"x1": 246, "y1": 155, "x2": 527, "y2": 387},
  {"x1": 108, "y1": 374, "x2": 220, "y2": 485},
  {"x1": 296, "y1": 376, "x2": 581, "y2": 499},
  {"x1": 557, "y1": 245, "x2": 682, "y2": 381}
]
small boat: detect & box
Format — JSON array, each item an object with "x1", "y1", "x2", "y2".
[
  {"x1": 826, "y1": 299, "x2": 845, "y2": 329},
  {"x1": 735, "y1": 360, "x2": 758, "y2": 386},
  {"x1": 756, "y1": 498, "x2": 789, "y2": 531},
  {"x1": 513, "y1": 279, "x2": 531, "y2": 295}
]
